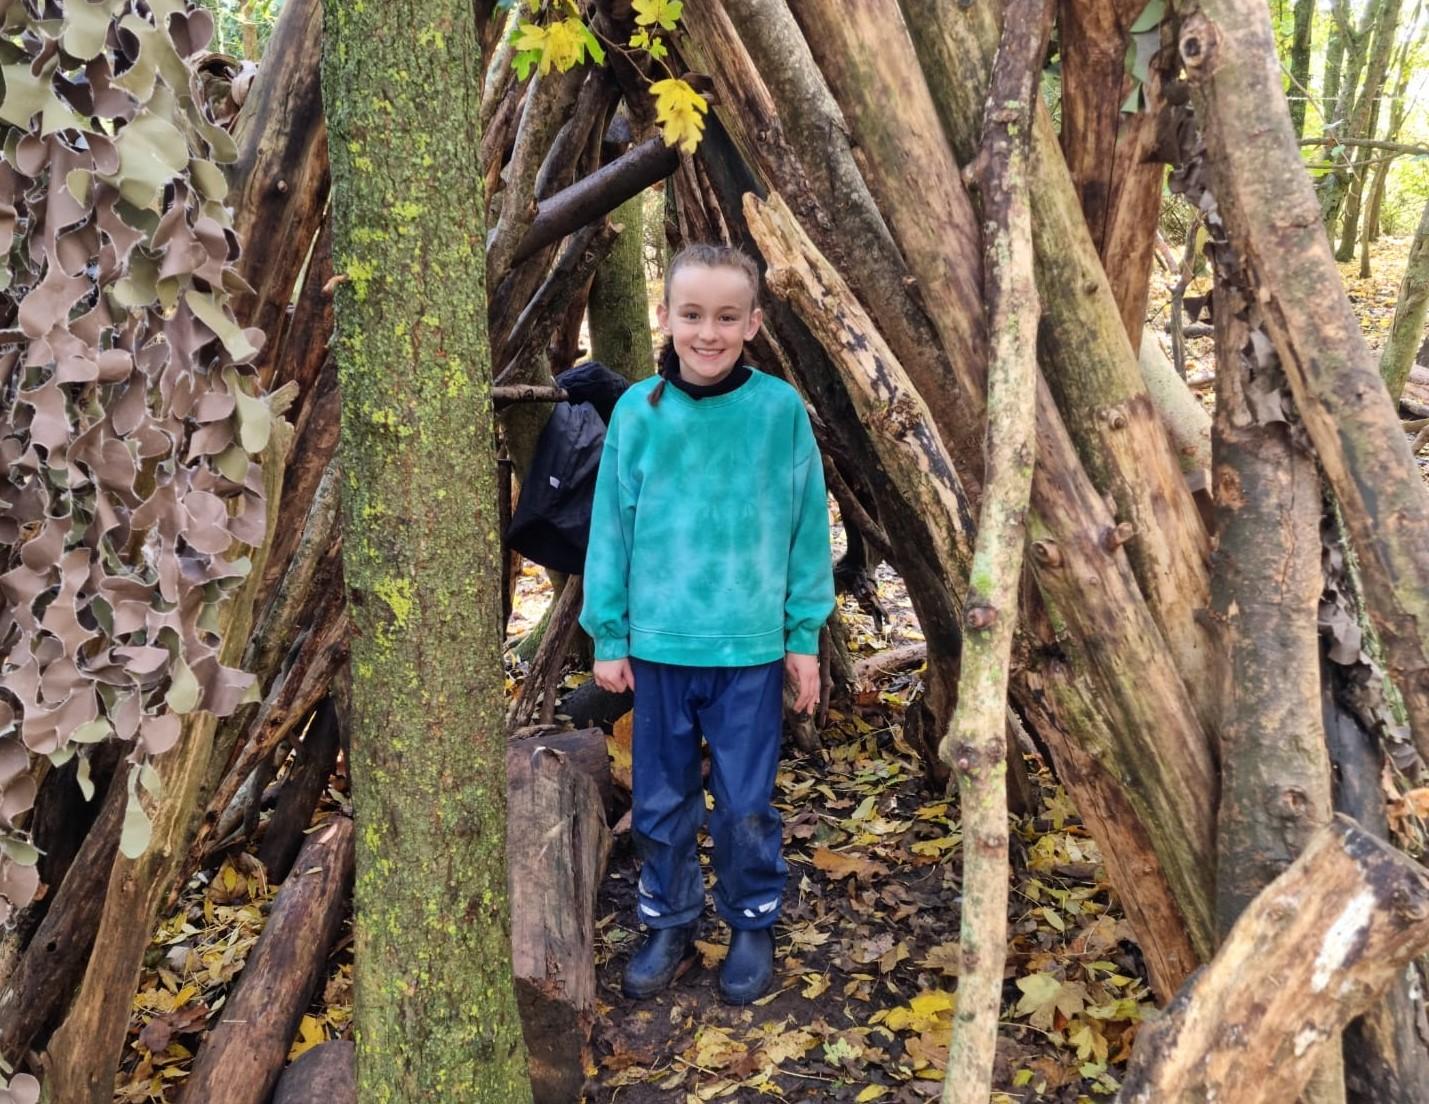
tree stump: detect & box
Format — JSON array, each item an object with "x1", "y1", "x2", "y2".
[
  {"x1": 508, "y1": 726, "x2": 615, "y2": 813},
  {"x1": 507, "y1": 744, "x2": 612, "y2": 1104}
]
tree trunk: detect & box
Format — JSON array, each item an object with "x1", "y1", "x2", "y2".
[
  {"x1": 1058, "y1": 0, "x2": 1167, "y2": 348},
  {"x1": 1321, "y1": 0, "x2": 1392, "y2": 228},
  {"x1": 1208, "y1": 243, "x2": 1344, "y2": 1102},
  {"x1": 1176, "y1": 0, "x2": 1429, "y2": 770},
  {"x1": 1335, "y1": 90, "x2": 1386, "y2": 263},
  {"x1": 588, "y1": 193, "x2": 654, "y2": 382},
  {"x1": 939, "y1": 0, "x2": 1049, "y2": 1095},
  {"x1": 1121, "y1": 816, "x2": 1429, "y2": 1104},
  {"x1": 320, "y1": 0, "x2": 533, "y2": 1097},
  {"x1": 1289, "y1": 0, "x2": 1315, "y2": 137},
  {"x1": 1322, "y1": 0, "x2": 1349, "y2": 121},
  {"x1": 182, "y1": 817, "x2": 354, "y2": 1104},
  {"x1": 507, "y1": 745, "x2": 612, "y2": 1104},
  {"x1": 1380, "y1": 198, "x2": 1429, "y2": 403}
]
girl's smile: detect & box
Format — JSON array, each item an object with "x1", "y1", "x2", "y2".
[{"x1": 657, "y1": 263, "x2": 764, "y2": 386}]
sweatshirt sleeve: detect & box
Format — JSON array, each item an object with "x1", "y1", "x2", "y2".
[
  {"x1": 785, "y1": 411, "x2": 835, "y2": 655},
  {"x1": 579, "y1": 428, "x2": 635, "y2": 661}
]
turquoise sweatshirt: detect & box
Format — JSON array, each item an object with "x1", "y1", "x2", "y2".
[{"x1": 579, "y1": 368, "x2": 835, "y2": 666}]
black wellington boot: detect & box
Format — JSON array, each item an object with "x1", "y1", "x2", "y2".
[
  {"x1": 719, "y1": 927, "x2": 774, "y2": 1005},
  {"x1": 622, "y1": 923, "x2": 698, "y2": 999}
]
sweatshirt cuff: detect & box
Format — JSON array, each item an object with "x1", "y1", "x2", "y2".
[
  {"x1": 785, "y1": 623, "x2": 822, "y2": 656},
  {"x1": 594, "y1": 636, "x2": 631, "y2": 661}
]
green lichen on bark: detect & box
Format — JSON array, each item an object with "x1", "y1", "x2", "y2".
[
  {"x1": 589, "y1": 194, "x2": 655, "y2": 382},
  {"x1": 320, "y1": 3, "x2": 533, "y2": 1100}
]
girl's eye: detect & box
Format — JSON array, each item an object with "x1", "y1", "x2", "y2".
[{"x1": 721, "y1": 316, "x2": 737, "y2": 323}]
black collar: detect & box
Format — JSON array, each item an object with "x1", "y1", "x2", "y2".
[{"x1": 662, "y1": 363, "x2": 752, "y2": 400}]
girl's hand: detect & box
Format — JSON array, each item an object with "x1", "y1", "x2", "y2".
[
  {"x1": 593, "y1": 658, "x2": 635, "y2": 694},
  {"x1": 785, "y1": 652, "x2": 819, "y2": 716}
]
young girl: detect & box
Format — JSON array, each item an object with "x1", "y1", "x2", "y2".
[{"x1": 579, "y1": 244, "x2": 835, "y2": 1005}]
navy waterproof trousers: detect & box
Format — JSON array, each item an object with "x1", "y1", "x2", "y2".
[{"x1": 629, "y1": 657, "x2": 787, "y2": 931}]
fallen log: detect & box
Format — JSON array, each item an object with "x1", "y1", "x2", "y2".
[
  {"x1": 257, "y1": 698, "x2": 343, "y2": 881},
  {"x1": 1121, "y1": 815, "x2": 1429, "y2": 1103},
  {"x1": 507, "y1": 744, "x2": 612, "y2": 1104},
  {"x1": 182, "y1": 817, "x2": 354, "y2": 1104},
  {"x1": 853, "y1": 643, "x2": 928, "y2": 687},
  {"x1": 273, "y1": 1041, "x2": 355, "y2": 1104}
]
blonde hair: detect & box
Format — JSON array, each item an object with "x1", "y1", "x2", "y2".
[{"x1": 650, "y1": 244, "x2": 761, "y2": 407}]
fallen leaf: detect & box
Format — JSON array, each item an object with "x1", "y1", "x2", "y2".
[{"x1": 811, "y1": 846, "x2": 888, "y2": 882}]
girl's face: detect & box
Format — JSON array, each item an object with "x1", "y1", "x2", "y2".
[{"x1": 657, "y1": 263, "x2": 763, "y2": 386}]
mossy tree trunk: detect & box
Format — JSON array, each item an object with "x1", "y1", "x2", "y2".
[
  {"x1": 1380, "y1": 197, "x2": 1429, "y2": 403},
  {"x1": 1289, "y1": 0, "x2": 1315, "y2": 136},
  {"x1": 321, "y1": 2, "x2": 534, "y2": 1100},
  {"x1": 589, "y1": 193, "x2": 654, "y2": 382}
]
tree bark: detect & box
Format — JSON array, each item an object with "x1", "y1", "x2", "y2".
[
  {"x1": 1289, "y1": 0, "x2": 1316, "y2": 136},
  {"x1": 507, "y1": 745, "x2": 612, "y2": 1104},
  {"x1": 1322, "y1": 0, "x2": 1349, "y2": 121},
  {"x1": 256, "y1": 697, "x2": 343, "y2": 881},
  {"x1": 1175, "y1": 0, "x2": 1429, "y2": 771},
  {"x1": 321, "y1": 0, "x2": 533, "y2": 1097},
  {"x1": 938, "y1": 0, "x2": 1049, "y2": 1095},
  {"x1": 182, "y1": 817, "x2": 354, "y2": 1104},
  {"x1": 588, "y1": 192, "x2": 654, "y2": 382},
  {"x1": 895, "y1": 0, "x2": 1217, "y2": 735},
  {"x1": 1320, "y1": 0, "x2": 1390, "y2": 227},
  {"x1": 1208, "y1": 238, "x2": 1344, "y2": 1101},
  {"x1": 227, "y1": 0, "x2": 329, "y2": 382},
  {"x1": 1380, "y1": 198, "x2": 1429, "y2": 403},
  {"x1": 1121, "y1": 816, "x2": 1429, "y2": 1104},
  {"x1": 1139, "y1": 333, "x2": 1212, "y2": 475}
]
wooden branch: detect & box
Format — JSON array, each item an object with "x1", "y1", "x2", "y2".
[
  {"x1": 508, "y1": 137, "x2": 677, "y2": 268},
  {"x1": 1298, "y1": 136, "x2": 1429, "y2": 157},
  {"x1": 1121, "y1": 816, "x2": 1429, "y2": 1103},
  {"x1": 256, "y1": 698, "x2": 342, "y2": 880},
  {"x1": 183, "y1": 817, "x2": 354, "y2": 1104},
  {"x1": 488, "y1": 67, "x2": 585, "y2": 285},
  {"x1": 1177, "y1": 0, "x2": 1429, "y2": 767},
  {"x1": 228, "y1": 0, "x2": 329, "y2": 380},
  {"x1": 508, "y1": 576, "x2": 585, "y2": 730},
  {"x1": 853, "y1": 643, "x2": 928, "y2": 686},
  {"x1": 274, "y1": 1042, "x2": 354, "y2": 1104},
  {"x1": 940, "y1": 0, "x2": 1049, "y2": 1096},
  {"x1": 0, "y1": 762, "x2": 128, "y2": 1063},
  {"x1": 492, "y1": 385, "x2": 570, "y2": 407}
]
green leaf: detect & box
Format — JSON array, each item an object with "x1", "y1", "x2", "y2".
[
  {"x1": 165, "y1": 657, "x2": 201, "y2": 715},
  {"x1": 119, "y1": 786, "x2": 153, "y2": 859},
  {"x1": 512, "y1": 48, "x2": 542, "y2": 80},
  {"x1": 577, "y1": 21, "x2": 605, "y2": 65},
  {"x1": 139, "y1": 761, "x2": 163, "y2": 800},
  {"x1": 233, "y1": 384, "x2": 273, "y2": 453},
  {"x1": 0, "y1": 838, "x2": 40, "y2": 866},
  {"x1": 70, "y1": 718, "x2": 112, "y2": 744},
  {"x1": 109, "y1": 109, "x2": 191, "y2": 209},
  {"x1": 77, "y1": 756, "x2": 95, "y2": 802},
  {"x1": 1129, "y1": 0, "x2": 1165, "y2": 33},
  {"x1": 186, "y1": 289, "x2": 260, "y2": 362}
]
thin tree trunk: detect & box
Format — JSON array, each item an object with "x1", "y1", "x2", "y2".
[
  {"x1": 1176, "y1": 0, "x2": 1429, "y2": 770},
  {"x1": 1380, "y1": 198, "x2": 1429, "y2": 402},
  {"x1": 321, "y1": 0, "x2": 533, "y2": 1097},
  {"x1": 1336, "y1": 92, "x2": 1385, "y2": 262},
  {"x1": 588, "y1": 192, "x2": 654, "y2": 381},
  {"x1": 1289, "y1": 0, "x2": 1316, "y2": 136},
  {"x1": 1321, "y1": 0, "x2": 1390, "y2": 227},
  {"x1": 1208, "y1": 232, "x2": 1344, "y2": 1102},
  {"x1": 1322, "y1": 0, "x2": 1349, "y2": 122},
  {"x1": 938, "y1": 0, "x2": 1049, "y2": 1094}
]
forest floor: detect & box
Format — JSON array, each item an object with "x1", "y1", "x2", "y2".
[{"x1": 108, "y1": 233, "x2": 1422, "y2": 1104}]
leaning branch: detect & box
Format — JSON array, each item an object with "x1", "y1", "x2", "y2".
[
  {"x1": 939, "y1": 0, "x2": 1050, "y2": 1098},
  {"x1": 1121, "y1": 815, "x2": 1429, "y2": 1103}
]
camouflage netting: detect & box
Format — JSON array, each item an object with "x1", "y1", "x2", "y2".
[{"x1": 0, "y1": 0, "x2": 273, "y2": 925}]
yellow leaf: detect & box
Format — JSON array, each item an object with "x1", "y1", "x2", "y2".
[
  {"x1": 856, "y1": 1087, "x2": 889, "y2": 1102},
  {"x1": 649, "y1": 77, "x2": 708, "y2": 154},
  {"x1": 884, "y1": 989, "x2": 956, "y2": 1033},
  {"x1": 542, "y1": 18, "x2": 588, "y2": 73},
  {"x1": 632, "y1": 0, "x2": 683, "y2": 30},
  {"x1": 287, "y1": 1014, "x2": 327, "y2": 1061},
  {"x1": 512, "y1": 21, "x2": 546, "y2": 54},
  {"x1": 801, "y1": 972, "x2": 830, "y2": 999}
]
